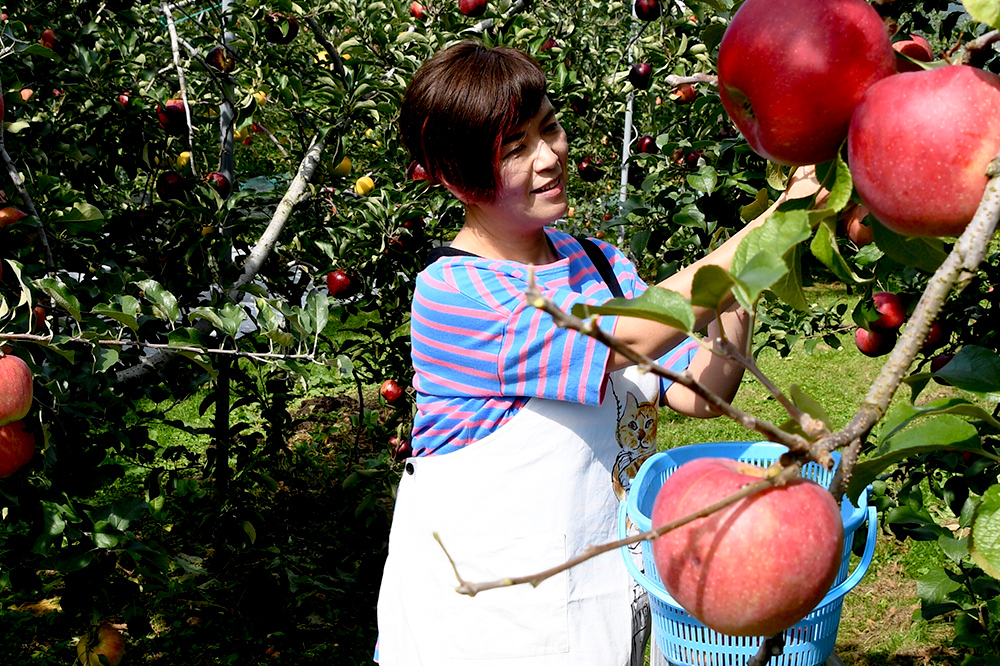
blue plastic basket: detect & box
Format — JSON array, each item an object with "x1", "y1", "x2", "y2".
[{"x1": 618, "y1": 442, "x2": 877, "y2": 666}]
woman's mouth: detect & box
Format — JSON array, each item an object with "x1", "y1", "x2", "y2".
[{"x1": 532, "y1": 178, "x2": 562, "y2": 194}]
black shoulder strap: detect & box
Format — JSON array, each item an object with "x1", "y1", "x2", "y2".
[{"x1": 579, "y1": 237, "x2": 624, "y2": 298}]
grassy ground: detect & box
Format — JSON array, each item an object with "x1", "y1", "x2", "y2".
[{"x1": 655, "y1": 304, "x2": 962, "y2": 664}]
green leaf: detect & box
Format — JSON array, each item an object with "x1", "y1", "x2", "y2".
[
  {"x1": 768, "y1": 244, "x2": 809, "y2": 310},
  {"x1": 789, "y1": 384, "x2": 833, "y2": 431},
  {"x1": 931, "y1": 345, "x2": 1000, "y2": 394},
  {"x1": 879, "y1": 397, "x2": 1000, "y2": 444},
  {"x1": 825, "y1": 154, "x2": 854, "y2": 213},
  {"x1": 916, "y1": 567, "x2": 963, "y2": 605},
  {"x1": 687, "y1": 165, "x2": 718, "y2": 194},
  {"x1": 846, "y1": 415, "x2": 981, "y2": 503},
  {"x1": 809, "y1": 216, "x2": 873, "y2": 284},
  {"x1": 34, "y1": 278, "x2": 82, "y2": 322},
  {"x1": 306, "y1": 290, "x2": 330, "y2": 336},
  {"x1": 92, "y1": 304, "x2": 139, "y2": 332},
  {"x1": 93, "y1": 346, "x2": 119, "y2": 373},
  {"x1": 672, "y1": 203, "x2": 705, "y2": 227},
  {"x1": 871, "y1": 220, "x2": 948, "y2": 273},
  {"x1": 732, "y1": 208, "x2": 811, "y2": 277},
  {"x1": 964, "y1": 0, "x2": 1000, "y2": 28},
  {"x1": 188, "y1": 307, "x2": 226, "y2": 331},
  {"x1": 971, "y1": 485, "x2": 1000, "y2": 579},
  {"x1": 740, "y1": 188, "x2": 770, "y2": 223},
  {"x1": 135, "y1": 279, "x2": 180, "y2": 323},
  {"x1": 732, "y1": 250, "x2": 789, "y2": 309},
  {"x1": 690, "y1": 265, "x2": 736, "y2": 310},
  {"x1": 571, "y1": 287, "x2": 696, "y2": 333}
]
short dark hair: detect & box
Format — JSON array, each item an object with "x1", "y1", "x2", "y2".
[{"x1": 399, "y1": 41, "x2": 548, "y2": 203}]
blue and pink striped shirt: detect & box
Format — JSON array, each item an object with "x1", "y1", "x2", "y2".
[{"x1": 409, "y1": 228, "x2": 698, "y2": 457}]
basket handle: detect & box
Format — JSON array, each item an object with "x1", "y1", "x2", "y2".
[{"x1": 617, "y1": 503, "x2": 878, "y2": 608}]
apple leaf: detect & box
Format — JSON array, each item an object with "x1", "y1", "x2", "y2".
[
  {"x1": 92, "y1": 304, "x2": 139, "y2": 332},
  {"x1": 4, "y1": 120, "x2": 30, "y2": 134},
  {"x1": 673, "y1": 203, "x2": 705, "y2": 227},
  {"x1": 971, "y1": 485, "x2": 1000, "y2": 580},
  {"x1": 964, "y1": 0, "x2": 1000, "y2": 28},
  {"x1": 871, "y1": 220, "x2": 948, "y2": 273},
  {"x1": 928, "y1": 345, "x2": 1000, "y2": 394},
  {"x1": 571, "y1": 286, "x2": 696, "y2": 333},
  {"x1": 790, "y1": 384, "x2": 834, "y2": 431},
  {"x1": 740, "y1": 188, "x2": 770, "y2": 223},
  {"x1": 687, "y1": 165, "x2": 718, "y2": 194},
  {"x1": 93, "y1": 346, "x2": 119, "y2": 374},
  {"x1": 731, "y1": 249, "x2": 788, "y2": 309},
  {"x1": 135, "y1": 279, "x2": 180, "y2": 323},
  {"x1": 879, "y1": 397, "x2": 1000, "y2": 444},
  {"x1": 768, "y1": 244, "x2": 809, "y2": 311},
  {"x1": 809, "y1": 215, "x2": 874, "y2": 284},
  {"x1": 690, "y1": 265, "x2": 736, "y2": 310},
  {"x1": 733, "y1": 208, "x2": 811, "y2": 275},
  {"x1": 846, "y1": 415, "x2": 981, "y2": 503},
  {"x1": 915, "y1": 567, "x2": 963, "y2": 606},
  {"x1": 830, "y1": 155, "x2": 854, "y2": 212},
  {"x1": 34, "y1": 277, "x2": 82, "y2": 323}
]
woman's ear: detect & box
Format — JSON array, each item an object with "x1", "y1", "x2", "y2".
[{"x1": 439, "y1": 177, "x2": 476, "y2": 205}]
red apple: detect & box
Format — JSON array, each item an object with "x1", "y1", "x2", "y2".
[
  {"x1": 390, "y1": 435, "x2": 412, "y2": 461},
  {"x1": 326, "y1": 270, "x2": 355, "y2": 298},
  {"x1": 33, "y1": 305, "x2": 46, "y2": 331},
  {"x1": 0, "y1": 421, "x2": 35, "y2": 478},
  {"x1": 847, "y1": 65, "x2": 1000, "y2": 238},
  {"x1": 458, "y1": 0, "x2": 487, "y2": 16},
  {"x1": 380, "y1": 379, "x2": 405, "y2": 404},
  {"x1": 540, "y1": 37, "x2": 559, "y2": 52},
  {"x1": 870, "y1": 291, "x2": 906, "y2": 331},
  {"x1": 651, "y1": 457, "x2": 843, "y2": 636},
  {"x1": 628, "y1": 62, "x2": 652, "y2": 90},
  {"x1": 0, "y1": 207, "x2": 26, "y2": 229},
  {"x1": 0, "y1": 353, "x2": 32, "y2": 426},
  {"x1": 76, "y1": 624, "x2": 125, "y2": 666},
  {"x1": 205, "y1": 171, "x2": 232, "y2": 198},
  {"x1": 157, "y1": 98, "x2": 188, "y2": 136},
  {"x1": 19, "y1": 88, "x2": 34, "y2": 103},
  {"x1": 156, "y1": 172, "x2": 188, "y2": 201},
  {"x1": 206, "y1": 45, "x2": 235, "y2": 74},
  {"x1": 930, "y1": 352, "x2": 955, "y2": 385},
  {"x1": 577, "y1": 155, "x2": 603, "y2": 183},
  {"x1": 263, "y1": 12, "x2": 299, "y2": 44},
  {"x1": 855, "y1": 326, "x2": 896, "y2": 357},
  {"x1": 636, "y1": 135, "x2": 657, "y2": 154},
  {"x1": 634, "y1": 0, "x2": 661, "y2": 21},
  {"x1": 893, "y1": 34, "x2": 933, "y2": 72},
  {"x1": 116, "y1": 93, "x2": 130, "y2": 108},
  {"x1": 570, "y1": 94, "x2": 591, "y2": 115},
  {"x1": 843, "y1": 203, "x2": 874, "y2": 247},
  {"x1": 407, "y1": 161, "x2": 430, "y2": 181},
  {"x1": 669, "y1": 83, "x2": 698, "y2": 104},
  {"x1": 921, "y1": 320, "x2": 947, "y2": 354},
  {"x1": 409, "y1": 2, "x2": 426, "y2": 18},
  {"x1": 40, "y1": 28, "x2": 57, "y2": 50},
  {"x1": 717, "y1": 0, "x2": 895, "y2": 166}
]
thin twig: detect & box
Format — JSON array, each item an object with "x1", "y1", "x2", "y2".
[{"x1": 443, "y1": 464, "x2": 801, "y2": 596}]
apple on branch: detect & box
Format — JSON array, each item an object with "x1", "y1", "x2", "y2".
[
  {"x1": 0, "y1": 420, "x2": 36, "y2": 478},
  {"x1": 76, "y1": 624, "x2": 125, "y2": 666},
  {"x1": 263, "y1": 12, "x2": 299, "y2": 44},
  {"x1": 633, "y1": 0, "x2": 661, "y2": 21},
  {"x1": 458, "y1": 0, "x2": 487, "y2": 17},
  {"x1": 577, "y1": 155, "x2": 603, "y2": 183},
  {"x1": 157, "y1": 98, "x2": 188, "y2": 136},
  {"x1": 717, "y1": 0, "x2": 895, "y2": 166},
  {"x1": 326, "y1": 270, "x2": 357, "y2": 299},
  {"x1": 855, "y1": 326, "x2": 896, "y2": 358},
  {"x1": 380, "y1": 379, "x2": 405, "y2": 404},
  {"x1": 0, "y1": 207, "x2": 27, "y2": 229},
  {"x1": 628, "y1": 63, "x2": 652, "y2": 90},
  {"x1": 869, "y1": 291, "x2": 906, "y2": 331},
  {"x1": 847, "y1": 65, "x2": 1000, "y2": 237},
  {"x1": 651, "y1": 457, "x2": 843, "y2": 636},
  {"x1": 0, "y1": 352, "x2": 33, "y2": 426},
  {"x1": 893, "y1": 34, "x2": 934, "y2": 72}
]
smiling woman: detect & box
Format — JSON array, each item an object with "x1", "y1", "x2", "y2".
[{"x1": 374, "y1": 40, "x2": 823, "y2": 666}]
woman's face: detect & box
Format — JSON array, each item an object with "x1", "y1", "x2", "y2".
[{"x1": 475, "y1": 96, "x2": 569, "y2": 230}]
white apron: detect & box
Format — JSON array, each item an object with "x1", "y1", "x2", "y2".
[{"x1": 376, "y1": 366, "x2": 660, "y2": 665}]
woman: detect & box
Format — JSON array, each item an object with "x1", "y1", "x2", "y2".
[{"x1": 375, "y1": 41, "x2": 821, "y2": 665}]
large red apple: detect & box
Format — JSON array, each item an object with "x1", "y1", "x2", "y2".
[
  {"x1": 651, "y1": 457, "x2": 843, "y2": 636},
  {"x1": 326, "y1": 270, "x2": 356, "y2": 298},
  {"x1": 263, "y1": 12, "x2": 299, "y2": 44},
  {"x1": 633, "y1": 0, "x2": 661, "y2": 21},
  {"x1": 0, "y1": 420, "x2": 36, "y2": 478},
  {"x1": 628, "y1": 63, "x2": 652, "y2": 90},
  {"x1": 717, "y1": 0, "x2": 895, "y2": 166},
  {"x1": 847, "y1": 65, "x2": 1000, "y2": 237},
  {"x1": 870, "y1": 291, "x2": 906, "y2": 331},
  {"x1": 577, "y1": 155, "x2": 603, "y2": 182},
  {"x1": 76, "y1": 624, "x2": 125, "y2": 666},
  {"x1": 0, "y1": 353, "x2": 32, "y2": 426}
]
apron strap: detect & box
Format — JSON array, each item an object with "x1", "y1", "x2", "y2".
[{"x1": 578, "y1": 237, "x2": 624, "y2": 298}]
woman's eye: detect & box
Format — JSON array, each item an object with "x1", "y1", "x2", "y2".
[
  {"x1": 544, "y1": 123, "x2": 560, "y2": 134},
  {"x1": 504, "y1": 145, "x2": 525, "y2": 158}
]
